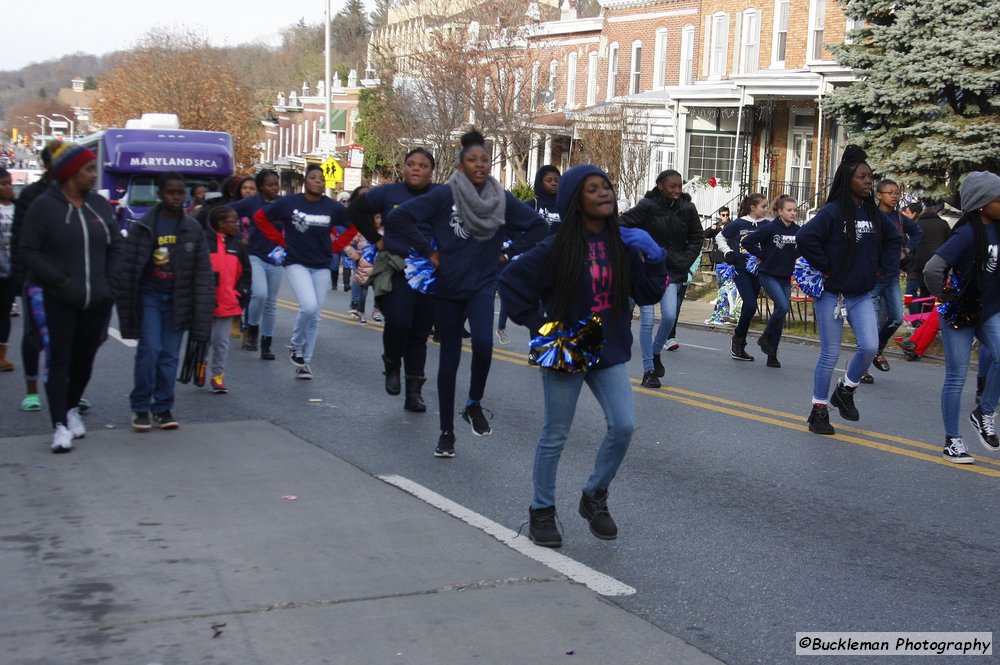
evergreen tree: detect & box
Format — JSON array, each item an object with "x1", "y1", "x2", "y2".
[
  {"x1": 370, "y1": 0, "x2": 392, "y2": 29},
  {"x1": 825, "y1": 0, "x2": 1000, "y2": 196},
  {"x1": 331, "y1": 0, "x2": 371, "y2": 71}
]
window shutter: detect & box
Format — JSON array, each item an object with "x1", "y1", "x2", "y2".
[
  {"x1": 732, "y1": 11, "x2": 743, "y2": 74},
  {"x1": 702, "y1": 16, "x2": 711, "y2": 78}
]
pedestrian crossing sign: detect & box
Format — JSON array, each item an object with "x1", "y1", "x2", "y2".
[{"x1": 321, "y1": 156, "x2": 343, "y2": 187}]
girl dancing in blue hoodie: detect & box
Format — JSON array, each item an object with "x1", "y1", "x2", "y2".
[{"x1": 499, "y1": 164, "x2": 667, "y2": 548}]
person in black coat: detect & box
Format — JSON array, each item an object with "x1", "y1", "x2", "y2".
[
  {"x1": 116, "y1": 172, "x2": 214, "y2": 432},
  {"x1": 19, "y1": 142, "x2": 121, "y2": 453},
  {"x1": 619, "y1": 169, "x2": 702, "y2": 387}
]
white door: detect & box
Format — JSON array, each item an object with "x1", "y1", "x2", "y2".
[{"x1": 787, "y1": 114, "x2": 814, "y2": 204}]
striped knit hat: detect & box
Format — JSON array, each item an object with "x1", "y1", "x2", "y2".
[{"x1": 50, "y1": 142, "x2": 96, "y2": 182}]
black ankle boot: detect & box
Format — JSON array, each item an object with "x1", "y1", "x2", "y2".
[
  {"x1": 766, "y1": 351, "x2": 781, "y2": 368},
  {"x1": 383, "y1": 355, "x2": 402, "y2": 395},
  {"x1": 757, "y1": 333, "x2": 774, "y2": 355},
  {"x1": 260, "y1": 336, "x2": 275, "y2": 360},
  {"x1": 243, "y1": 324, "x2": 260, "y2": 352},
  {"x1": 404, "y1": 375, "x2": 427, "y2": 412},
  {"x1": 731, "y1": 335, "x2": 754, "y2": 361},
  {"x1": 830, "y1": 380, "x2": 860, "y2": 421}
]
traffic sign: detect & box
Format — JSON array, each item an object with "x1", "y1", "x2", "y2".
[{"x1": 321, "y1": 156, "x2": 343, "y2": 187}]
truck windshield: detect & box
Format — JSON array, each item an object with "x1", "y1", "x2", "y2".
[{"x1": 129, "y1": 177, "x2": 160, "y2": 206}]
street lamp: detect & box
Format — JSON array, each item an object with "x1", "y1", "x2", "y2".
[
  {"x1": 37, "y1": 114, "x2": 55, "y2": 135},
  {"x1": 20, "y1": 116, "x2": 44, "y2": 133},
  {"x1": 52, "y1": 113, "x2": 75, "y2": 140}
]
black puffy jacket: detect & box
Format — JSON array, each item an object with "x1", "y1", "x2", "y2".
[
  {"x1": 619, "y1": 190, "x2": 703, "y2": 283},
  {"x1": 115, "y1": 205, "x2": 214, "y2": 341},
  {"x1": 19, "y1": 182, "x2": 121, "y2": 310}
]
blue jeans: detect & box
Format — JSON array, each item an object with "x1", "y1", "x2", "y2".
[
  {"x1": 130, "y1": 290, "x2": 186, "y2": 414},
  {"x1": 434, "y1": 284, "x2": 494, "y2": 433},
  {"x1": 812, "y1": 291, "x2": 878, "y2": 403},
  {"x1": 532, "y1": 363, "x2": 635, "y2": 509},
  {"x1": 639, "y1": 282, "x2": 679, "y2": 371},
  {"x1": 351, "y1": 281, "x2": 368, "y2": 313},
  {"x1": 733, "y1": 271, "x2": 760, "y2": 337},
  {"x1": 285, "y1": 264, "x2": 330, "y2": 364},
  {"x1": 247, "y1": 255, "x2": 283, "y2": 337},
  {"x1": 940, "y1": 313, "x2": 1000, "y2": 437},
  {"x1": 871, "y1": 275, "x2": 904, "y2": 352},
  {"x1": 759, "y1": 275, "x2": 791, "y2": 345}
]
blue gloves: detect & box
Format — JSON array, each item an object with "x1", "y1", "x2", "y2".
[{"x1": 620, "y1": 227, "x2": 666, "y2": 263}]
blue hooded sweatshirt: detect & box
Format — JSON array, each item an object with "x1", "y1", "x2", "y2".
[
  {"x1": 498, "y1": 164, "x2": 667, "y2": 369},
  {"x1": 795, "y1": 200, "x2": 902, "y2": 295},
  {"x1": 524, "y1": 165, "x2": 561, "y2": 235},
  {"x1": 741, "y1": 216, "x2": 800, "y2": 279},
  {"x1": 384, "y1": 177, "x2": 547, "y2": 301}
]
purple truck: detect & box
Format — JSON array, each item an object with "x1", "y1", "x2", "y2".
[{"x1": 77, "y1": 114, "x2": 234, "y2": 230}]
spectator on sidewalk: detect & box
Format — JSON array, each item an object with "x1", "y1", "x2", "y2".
[{"x1": 905, "y1": 200, "x2": 951, "y2": 319}]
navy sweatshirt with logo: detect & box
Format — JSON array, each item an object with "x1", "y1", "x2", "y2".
[
  {"x1": 347, "y1": 182, "x2": 440, "y2": 248},
  {"x1": 232, "y1": 194, "x2": 283, "y2": 263},
  {"x1": 795, "y1": 200, "x2": 902, "y2": 296},
  {"x1": 253, "y1": 194, "x2": 347, "y2": 269},
  {"x1": 384, "y1": 185, "x2": 547, "y2": 301},
  {"x1": 741, "y1": 217, "x2": 801, "y2": 279},
  {"x1": 718, "y1": 216, "x2": 765, "y2": 274}
]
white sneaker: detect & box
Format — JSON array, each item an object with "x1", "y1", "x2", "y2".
[
  {"x1": 496, "y1": 329, "x2": 510, "y2": 345},
  {"x1": 51, "y1": 423, "x2": 74, "y2": 454},
  {"x1": 66, "y1": 407, "x2": 86, "y2": 439}
]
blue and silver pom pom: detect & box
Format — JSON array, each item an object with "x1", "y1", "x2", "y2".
[
  {"x1": 744, "y1": 254, "x2": 760, "y2": 275},
  {"x1": 716, "y1": 262, "x2": 736, "y2": 283},
  {"x1": 793, "y1": 257, "x2": 824, "y2": 299},
  {"x1": 528, "y1": 314, "x2": 604, "y2": 373},
  {"x1": 404, "y1": 241, "x2": 439, "y2": 294},
  {"x1": 937, "y1": 273, "x2": 980, "y2": 329}
]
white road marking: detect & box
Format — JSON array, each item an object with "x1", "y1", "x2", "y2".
[
  {"x1": 107, "y1": 328, "x2": 138, "y2": 348},
  {"x1": 674, "y1": 343, "x2": 720, "y2": 351},
  {"x1": 378, "y1": 474, "x2": 636, "y2": 597}
]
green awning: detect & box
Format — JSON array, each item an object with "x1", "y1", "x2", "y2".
[{"x1": 320, "y1": 109, "x2": 347, "y2": 132}]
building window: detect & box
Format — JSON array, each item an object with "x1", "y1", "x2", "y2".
[
  {"x1": 653, "y1": 29, "x2": 668, "y2": 89},
  {"x1": 629, "y1": 41, "x2": 642, "y2": 94},
  {"x1": 530, "y1": 61, "x2": 540, "y2": 108},
  {"x1": 808, "y1": 0, "x2": 826, "y2": 61},
  {"x1": 586, "y1": 51, "x2": 598, "y2": 106},
  {"x1": 514, "y1": 67, "x2": 524, "y2": 112},
  {"x1": 739, "y1": 10, "x2": 761, "y2": 74},
  {"x1": 709, "y1": 13, "x2": 729, "y2": 79},
  {"x1": 548, "y1": 60, "x2": 558, "y2": 93},
  {"x1": 607, "y1": 42, "x2": 620, "y2": 100},
  {"x1": 844, "y1": 16, "x2": 864, "y2": 44},
  {"x1": 566, "y1": 52, "x2": 578, "y2": 108},
  {"x1": 772, "y1": 0, "x2": 789, "y2": 66},
  {"x1": 680, "y1": 26, "x2": 695, "y2": 85},
  {"x1": 687, "y1": 133, "x2": 743, "y2": 181}
]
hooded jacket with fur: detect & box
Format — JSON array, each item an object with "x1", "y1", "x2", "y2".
[{"x1": 618, "y1": 189, "x2": 702, "y2": 283}]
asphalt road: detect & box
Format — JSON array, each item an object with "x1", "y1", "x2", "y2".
[{"x1": 3, "y1": 282, "x2": 997, "y2": 665}]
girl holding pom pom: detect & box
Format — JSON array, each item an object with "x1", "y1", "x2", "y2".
[
  {"x1": 385, "y1": 129, "x2": 547, "y2": 457},
  {"x1": 498, "y1": 164, "x2": 667, "y2": 548}
]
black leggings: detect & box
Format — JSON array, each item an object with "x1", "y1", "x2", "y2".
[
  {"x1": 0, "y1": 278, "x2": 16, "y2": 343},
  {"x1": 434, "y1": 284, "x2": 494, "y2": 433},
  {"x1": 375, "y1": 271, "x2": 435, "y2": 377},
  {"x1": 733, "y1": 271, "x2": 760, "y2": 337},
  {"x1": 32, "y1": 295, "x2": 110, "y2": 427}
]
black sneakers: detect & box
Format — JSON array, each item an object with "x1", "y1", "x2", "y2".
[
  {"x1": 757, "y1": 333, "x2": 775, "y2": 355},
  {"x1": 434, "y1": 431, "x2": 456, "y2": 458},
  {"x1": 296, "y1": 364, "x2": 313, "y2": 380},
  {"x1": 652, "y1": 353, "x2": 665, "y2": 378},
  {"x1": 830, "y1": 380, "x2": 860, "y2": 421},
  {"x1": 131, "y1": 412, "x2": 152, "y2": 432},
  {"x1": 461, "y1": 402, "x2": 492, "y2": 436},
  {"x1": 153, "y1": 411, "x2": 179, "y2": 430},
  {"x1": 766, "y1": 352, "x2": 781, "y2": 368},
  {"x1": 578, "y1": 490, "x2": 617, "y2": 540},
  {"x1": 969, "y1": 407, "x2": 999, "y2": 450},
  {"x1": 943, "y1": 436, "x2": 975, "y2": 464},
  {"x1": 640, "y1": 370, "x2": 661, "y2": 389},
  {"x1": 288, "y1": 346, "x2": 305, "y2": 367},
  {"x1": 808, "y1": 404, "x2": 835, "y2": 435},
  {"x1": 528, "y1": 506, "x2": 562, "y2": 548}
]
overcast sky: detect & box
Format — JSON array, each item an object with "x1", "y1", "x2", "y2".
[{"x1": 4, "y1": 1, "x2": 340, "y2": 71}]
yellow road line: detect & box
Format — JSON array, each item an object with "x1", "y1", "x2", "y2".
[{"x1": 277, "y1": 300, "x2": 999, "y2": 477}]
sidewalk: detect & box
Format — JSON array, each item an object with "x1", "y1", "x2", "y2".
[{"x1": 0, "y1": 421, "x2": 723, "y2": 665}]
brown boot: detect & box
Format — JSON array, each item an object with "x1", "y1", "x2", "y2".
[{"x1": 0, "y1": 343, "x2": 14, "y2": 372}]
